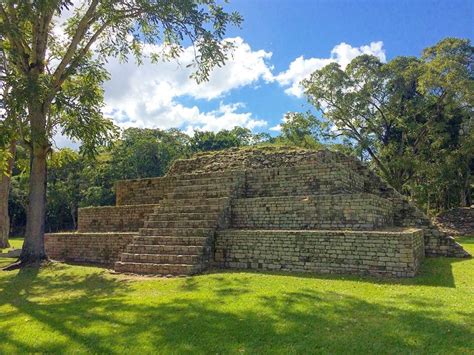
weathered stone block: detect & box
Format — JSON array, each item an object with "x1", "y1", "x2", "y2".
[{"x1": 215, "y1": 229, "x2": 425, "y2": 277}]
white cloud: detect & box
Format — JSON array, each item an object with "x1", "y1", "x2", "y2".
[
  {"x1": 183, "y1": 102, "x2": 268, "y2": 134},
  {"x1": 268, "y1": 112, "x2": 294, "y2": 134},
  {"x1": 53, "y1": 37, "x2": 387, "y2": 148},
  {"x1": 274, "y1": 41, "x2": 386, "y2": 97},
  {"x1": 269, "y1": 124, "x2": 282, "y2": 132},
  {"x1": 51, "y1": 133, "x2": 80, "y2": 150},
  {"x1": 104, "y1": 100, "x2": 267, "y2": 134},
  {"x1": 103, "y1": 37, "x2": 273, "y2": 131}
]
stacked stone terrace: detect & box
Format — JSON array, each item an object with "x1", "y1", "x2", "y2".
[{"x1": 45, "y1": 147, "x2": 470, "y2": 278}]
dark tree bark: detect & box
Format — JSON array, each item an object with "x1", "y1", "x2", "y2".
[
  {"x1": 19, "y1": 107, "x2": 50, "y2": 263},
  {"x1": 16, "y1": 4, "x2": 53, "y2": 264},
  {"x1": 70, "y1": 205, "x2": 77, "y2": 230},
  {"x1": 460, "y1": 168, "x2": 471, "y2": 207}
]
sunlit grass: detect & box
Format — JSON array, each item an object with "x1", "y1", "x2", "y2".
[
  {"x1": 0, "y1": 237, "x2": 23, "y2": 252},
  {"x1": 0, "y1": 237, "x2": 473, "y2": 353}
]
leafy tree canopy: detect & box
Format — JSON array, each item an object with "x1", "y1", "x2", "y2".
[
  {"x1": 302, "y1": 37, "x2": 473, "y2": 211},
  {"x1": 0, "y1": 0, "x2": 243, "y2": 263}
]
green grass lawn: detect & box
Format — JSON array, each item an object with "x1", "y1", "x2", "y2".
[
  {"x1": 0, "y1": 238, "x2": 473, "y2": 354},
  {"x1": 0, "y1": 237, "x2": 24, "y2": 252}
]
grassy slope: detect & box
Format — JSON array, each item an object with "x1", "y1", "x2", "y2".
[{"x1": 0, "y1": 238, "x2": 473, "y2": 354}]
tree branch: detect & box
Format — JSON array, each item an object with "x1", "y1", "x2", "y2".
[
  {"x1": 31, "y1": 2, "x2": 57, "y2": 71},
  {"x1": 0, "y1": 4, "x2": 30, "y2": 72},
  {"x1": 52, "y1": 0, "x2": 100, "y2": 87},
  {"x1": 53, "y1": 20, "x2": 110, "y2": 92}
]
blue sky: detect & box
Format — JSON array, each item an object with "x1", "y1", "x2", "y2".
[
  {"x1": 57, "y1": 0, "x2": 472, "y2": 147},
  {"x1": 217, "y1": 0, "x2": 474, "y2": 133}
]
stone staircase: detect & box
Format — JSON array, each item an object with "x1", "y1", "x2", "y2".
[{"x1": 114, "y1": 173, "x2": 243, "y2": 276}]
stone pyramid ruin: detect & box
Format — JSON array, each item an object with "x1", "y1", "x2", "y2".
[{"x1": 46, "y1": 147, "x2": 470, "y2": 278}]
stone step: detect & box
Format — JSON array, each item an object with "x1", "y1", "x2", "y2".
[
  {"x1": 214, "y1": 228, "x2": 424, "y2": 277},
  {"x1": 121, "y1": 252, "x2": 202, "y2": 264},
  {"x1": 231, "y1": 194, "x2": 393, "y2": 230},
  {"x1": 172, "y1": 184, "x2": 233, "y2": 194},
  {"x1": 165, "y1": 190, "x2": 231, "y2": 199},
  {"x1": 155, "y1": 204, "x2": 223, "y2": 214},
  {"x1": 144, "y1": 219, "x2": 218, "y2": 229},
  {"x1": 147, "y1": 212, "x2": 221, "y2": 221},
  {"x1": 169, "y1": 174, "x2": 239, "y2": 187},
  {"x1": 125, "y1": 244, "x2": 207, "y2": 255},
  {"x1": 132, "y1": 235, "x2": 208, "y2": 246},
  {"x1": 244, "y1": 163, "x2": 365, "y2": 198},
  {"x1": 139, "y1": 227, "x2": 213, "y2": 237},
  {"x1": 114, "y1": 261, "x2": 199, "y2": 275},
  {"x1": 158, "y1": 197, "x2": 229, "y2": 207}
]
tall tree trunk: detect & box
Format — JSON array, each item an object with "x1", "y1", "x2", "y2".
[
  {"x1": 70, "y1": 205, "x2": 77, "y2": 230},
  {"x1": 460, "y1": 167, "x2": 471, "y2": 207},
  {"x1": 19, "y1": 109, "x2": 50, "y2": 263},
  {"x1": 0, "y1": 140, "x2": 15, "y2": 249}
]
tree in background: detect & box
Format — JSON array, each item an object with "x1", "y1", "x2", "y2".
[
  {"x1": 276, "y1": 112, "x2": 329, "y2": 149},
  {"x1": 0, "y1": 0, "x2": 241, "y2": 265},
  {"x1": 46, "y1": 149, "x2": 82, "y2": 231},
  {"x1": 0, "y1": 134, "x2": 15, "y2": 248},
  {"x1": 0, "y1": 37, "x2": 19, "y2": 248},
  {"x1": 189, "y1": 127, "x2": 265, "y2": 152},
  {"x1": 303, "y1": 38, "x2": 473, "y2": 213},
  {"x1": 416, "y1": 38, "x2": 473, "y2": 209},
  {"x1": 110, "y1": 128, "x2": 190, "y2": 180}
]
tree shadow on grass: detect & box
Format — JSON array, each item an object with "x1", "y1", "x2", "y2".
[
  {"x1": 205, "y1": 253, "x2": 472, "y2": 289},
  {"x1": 45, "y1": 288, "x2": 472, "y2": 353},
  {"x1": 180, "y1": 273, "x2": 252, "y2": 298},
  {"x1": 0, "y1": 263, "x2": 131, "y2": 353},
  {"x1": 0, "y1": 263, "x2": 472, "y2": 353}
]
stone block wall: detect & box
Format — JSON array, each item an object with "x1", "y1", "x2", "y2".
[
  {"x1": 244, "y1": 163, "x2": 364, "y2": 197},
  {"x1": 116, "y1": 177, "x2": 169, "y2": 206},
  {"x1": 45, "y1": 232, "x2": 135, "y2": 265},
  {"x1": 46, "y1": 146, "x2": 469, "y2": 277},
  {"x1": 115, "y1": 171, "x2": 245, "y2": 206},
  {"x1": 335, "y1": 154, "x2": 470, "y2": 258},
  {"x1": 78, "y1": 204, "x2": 158, "y2": 232},
  {"x1": 231, "y1": 194, "x2": 393, "y2": 230},
  {"x1": 165, "y1": 147, "x2": 464, "y2": 258},
  {"x1": 167, "y1": 147, "x2": 343, "y2": 175},
  {"x1": 215, "y1": 229, "x2": 424, "y2": 277}
]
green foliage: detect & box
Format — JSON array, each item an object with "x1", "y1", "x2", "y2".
[
  {"x1": 189, "y1": 126, "x2": 260, "y2": 152},
  {"x1": 109, "y1": 128, "x2": 190, "y2": 180},
  {"x1": 54, "y1": 57, "x2": 119, "y2": 157},
  {"x1": 46, "y1": 149, "x2": 83, "y2": 231},
  {"x1": 0, "y1": 0, "x2": 243, "y2": 153},
  {"x1": 0, "y1": 147, "x2": 12, "y2": 176},
  {"x1": 302, "y1": 37, "x2": 473, "y2": 212},
  {"x1": 276, "y1": 111, "x2": 328, "y2": 149}
]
